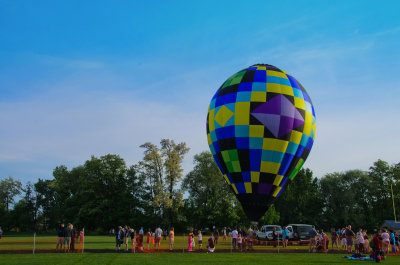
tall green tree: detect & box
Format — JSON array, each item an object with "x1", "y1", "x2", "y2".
[
  {"x1": 160, "y1": 139, "x2": 189, "y2": 226},
  {"x1": 368, "y1": 159, "x2": 400, "y2": 225},
  {"x1": 275, "y1": 168, "x2": 322, "y2": 226},
  {"x1": 259, "y1": 205, "x2": 280, "y2": 225},
  {"x1": 182, "y1": 151, "x2": 241, "y2": 230},
  {"x1": 137, "y1": 139, "x2": 189, "y2": 227},
  {"x1": 35, "y1": 179, "x2": 57, "y2": 231},
  {"x1": 0, "y1": 176, "x2": 23, "y2": 211},
  {"x1": 24, "y1": 182, "x2": 38, "y2": 230}
]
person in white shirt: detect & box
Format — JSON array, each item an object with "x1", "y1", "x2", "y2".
[
  {"x1": 357, "y1": 229, "x2": 365, "y2": 253},
  {"x1": 231, "y1": 228, "x2": 238, "y2": 250},
  {"x1": 223, "y1": 227, "x2": 227, "y2": 242},
  {"x1": 381, "y1": 229, "x2": 390, "y2": 254},
  {"x1": 198, "y1": 230, "x2": 203, "y2": 251},
  {"x1": 155, "y1": 226, "x2": 163, "y2": 251}
]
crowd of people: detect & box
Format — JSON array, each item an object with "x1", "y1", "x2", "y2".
[
  {"x1": 55, "y1": 222, "x2": 400, "y2": 256},
  {"x1": 109, "y1": 225, "x2": 219, "y2": 253},
  {"x1": 307, "y1": 224, "x2": 400, "y2": 259},
  {"x1": 56, "y1": 223, "x2": 83, "y2": 252}
]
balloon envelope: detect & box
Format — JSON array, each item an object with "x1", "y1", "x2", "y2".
[{"x1": 206, "y1": 64, "x2": 316, "y2": 221}]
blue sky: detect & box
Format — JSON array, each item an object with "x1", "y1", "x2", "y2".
[{"x1": 1, "y1": 0, "x2": 400, "y2": 183}]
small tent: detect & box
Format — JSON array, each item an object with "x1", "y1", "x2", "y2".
[{"x1": 381, "y1": 220, "x2": 400, "y2": 233}]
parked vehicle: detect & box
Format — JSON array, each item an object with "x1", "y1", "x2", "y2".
[
  {"x1": 286, "y1": 224, "x2": 313, "y2": 242},
  {"x1": 256, "y1": 225, "x2": 282, "y2": 241}
]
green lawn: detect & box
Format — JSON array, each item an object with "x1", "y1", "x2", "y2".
[
  {"x1": 0, "y1": 253, "x2": 400, "y2": 265},
  {"x1": 1, "y1": 236, "x2": 399, "y2": 264},
  {"x1": 0, "y1": 235, "x2": 311, "y2": 251}
]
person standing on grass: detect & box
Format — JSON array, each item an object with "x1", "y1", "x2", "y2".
[
  {"x1": 139, "y1": 227, "x2": 144, "y2": 246},
  {"x1": 281, "y1": 226, "x2": 289, "y2": 248},
  {"x1": 232, "y1": 228, "x2": 238, "y2": 250},
  {"x1": 130, "y1": 228, "x2": 135, "y2": 249},
  {"x1": 123, "y1": 225, "x2": 130, "y2": 252},
  {"x1": 308, "y1": 225, "x2": 318, "y2": 252},
  {"x1": 357, "y1": 228, "x2": 365, "y2": 253},
  {"x1": 247, "y1": 227, "x2": 254, "y2": 250},
  {"x1": 372, "y1": 230, "x2": 383, "y2": 262},
  {"x1": 344, "y1": 225, "x2": 355, "y2": 254},
  {"x1": 155, "y1": 226, "x2": 162, "y2": 251},
  {"x1": 243, "y1": 229, "x2": 248, "y2": 251},
  {"x1": 381, "y1": 229, "x2": 390, "y2": 254},
  {"x1": 63, "y1": 223, "x2": 73, "y2": 252},
  {"x1": 363, "y1": 230, "x2": 370, "y2": 253},
  {"x1": 318, "y1": 229, "x2": 328, "y2": 253},
  {"x1": 188, "y1": 227, "x2": 194, "y2": 251},
  {"x1": 389, "y1": 230, "x2": 396, "y2": 253},
  {"x1": 146, "y1": 229, "x2": 152, "y2": 250},
  {"x1": 198, "y1": 230, "x2": 203, "y2": 251},
  {"x1": 56, "y1": 223, "x2": 65, "y2": 252},
  {"x1": 238, "y1": 234, "x2": 243, "y2": 252},
  {"x1": 330, "y1": 228, "x2": 338, "y2": 250},
  {"x1": 272, "y1": 227, "x2": 278, "y2": 247},
  {"x1": 222, "y1": 227, "x2": 227, "y2": 242},
  {"x1": 69, "y1": 224, "x2": 77, "y2": 252},
  {"x1": 163, "y1": 229, "x2": 167, "y2": 241},
  {"x1": 169, "y1": 227, "x2": 174, "y2": 251},
  {"x1": 213, "y1": 228, "x2": 219, "y2": 245},
  {"x1": 116, "y1": 226, "x2": 124, "y2": 251},
  {"x1": 340, "y1": 228, "x2": 347, "y2": 250}
]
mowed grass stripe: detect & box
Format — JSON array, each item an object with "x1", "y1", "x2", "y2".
[
  {"x1": 0, "y1": 235, "x2": 311, "y2": 251},
  {"x1": 0, "y1": 253, "x2": 399, "y2": 265}
]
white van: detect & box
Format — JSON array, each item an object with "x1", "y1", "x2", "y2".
[{"x1": 256, "y1": 225, "x2": 282, "y2": 241}]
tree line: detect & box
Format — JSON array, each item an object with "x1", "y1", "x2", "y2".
[{"x1": 0, "y1": 139, "x2": 399, "y2": 233}]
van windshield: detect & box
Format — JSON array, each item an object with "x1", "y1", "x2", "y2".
[
  {"x1": 297, "y1": 226, "x2": 312, "y2": 233},
  {"x1": 265, "y1": 226, "x2": 282, "y2": 232}
]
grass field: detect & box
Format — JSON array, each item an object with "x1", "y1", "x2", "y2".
[
  {"x1": 1, "y1": 236, "x2": 399, "y2": 264},
  {"x1": 0, "y1": 235, "x2": 313, "y2": 251},
  {"x1": 0, "y1": 253, "x2": 400, "y2": 265}
]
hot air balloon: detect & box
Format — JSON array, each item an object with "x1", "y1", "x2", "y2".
[{"x1": 206, "y1": 64, "x2": 316, "y2": 221}]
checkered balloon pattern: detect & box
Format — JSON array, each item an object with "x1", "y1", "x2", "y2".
[{"x1": 206, "y1": 64, "x2": 316, "y2": 221}]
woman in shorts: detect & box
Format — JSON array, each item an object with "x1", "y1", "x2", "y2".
[
  {"x1": 363, "y1": 230, "x2": 370, "y2": 253},
  {"x1": 198, "y1": 230, "x2": 203, "y2": 251},
  {"x1": 168, "y1": 227, "x2": 174, "y2": 251}
]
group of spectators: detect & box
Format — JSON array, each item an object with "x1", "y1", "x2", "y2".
[
  {"x1": 229, "y1": 227, "x2": 255, "y2": 251},
  {"x1": 112, "y1": 225, "x2": 169, "y2": 252},
  {"x1": 56, "y1": 223, "x2": 81, "y2": 252},
  {"x1": 111, "y1": 225, "x2": 218, "y2": 253},
  {"x1": 307, "y1": 224, "x2": 400, "y2": 256},
  {"x1": 54, "y1": 223, "x2": 400, "y2": 256}
]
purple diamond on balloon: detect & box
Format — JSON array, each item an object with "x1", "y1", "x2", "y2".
[
  {"x1": 251, "y1": 113, "x2": 280, "y2": 137},
  {"x1": 258, "y1": 183, "x2": 272, "y2": 194},
  {"x1": 251, "y1": 94, "x2": 305, "y2": 138}
]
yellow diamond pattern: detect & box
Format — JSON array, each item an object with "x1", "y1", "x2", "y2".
[{"x1": 214, "y1": 105, "x2": 233, "y2": 127}]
